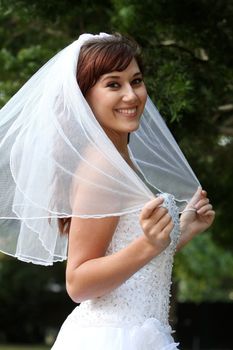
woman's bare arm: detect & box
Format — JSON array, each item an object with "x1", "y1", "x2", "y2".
[{"x1": 66, "y1": 196, "x2": 173, "y2": 303}]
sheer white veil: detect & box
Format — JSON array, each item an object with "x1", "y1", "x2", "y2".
[{"x1": 0, "y1": 32, "x2": 200, "y2": 265}]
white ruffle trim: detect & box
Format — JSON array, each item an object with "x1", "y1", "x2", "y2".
[
  {"x1": 52, "y1": 317, "x2": 179, "y2": 350},
  {"x1": 130, "y1": 318, "x2": 179, "y2": 349}
]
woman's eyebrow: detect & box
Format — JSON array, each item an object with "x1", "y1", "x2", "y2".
[
  {"x1": 101, "y1": 75, "x2": 121, "y2": 81},
  {"x1": 100, "y1": 71, "x2": 142, "y2": 82}
]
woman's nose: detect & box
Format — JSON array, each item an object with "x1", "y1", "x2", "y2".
[{"x1": 122, "y1": 85, "x2": 138, "y2": 103}]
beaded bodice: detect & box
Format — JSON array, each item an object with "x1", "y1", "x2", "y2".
[{"x1": 69, "y1": 193, "x2": 180, "y2": 328}]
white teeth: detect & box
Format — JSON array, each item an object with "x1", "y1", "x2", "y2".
[{"x1": 117, "y1": 108, "x2": 137, "y2": 115}]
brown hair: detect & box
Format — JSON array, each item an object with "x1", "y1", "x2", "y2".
[
  {"x1": 58, "y1": 33, "x2": 143, "y2": 234},
  {"x1": 76, "y1": 33, "x2": 143, "y2": 96}
]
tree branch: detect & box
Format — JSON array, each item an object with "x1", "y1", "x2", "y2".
[
  {"x1": 218, "y1": 126, "x2": 233, "y2": 136},
  {"x1": 158, "y1": 40, "x2": 209, "y2": 62}
]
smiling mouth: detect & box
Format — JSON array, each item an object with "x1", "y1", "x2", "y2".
[{"x1": 115, "y1": 108, "x2": 137, "y2": 116}]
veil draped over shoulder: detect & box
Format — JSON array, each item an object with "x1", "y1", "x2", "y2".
[{"x1": 0, "y1": 33, "x2": 200, "y2": 265}]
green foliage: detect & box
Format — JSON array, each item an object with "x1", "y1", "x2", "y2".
[
  {"x1": 111, "y1": 1, "x2": 139, "y2": 32},
  {"x1": 174, "y1": 233, "x2": 233, "y2": 302},
  {"x1": 146, "y1": 61, "x2": 195, "y2": 122}
]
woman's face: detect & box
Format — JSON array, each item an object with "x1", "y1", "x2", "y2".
[{"x1": 85, "y1": 58, "x2": 147, "y2": 140}]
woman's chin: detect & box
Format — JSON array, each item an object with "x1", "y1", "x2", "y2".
[{"x1": 126, "y1": 122, "x2": 140, "y2": 132}]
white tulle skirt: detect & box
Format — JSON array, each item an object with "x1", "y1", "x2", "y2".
[{"x1": 51, "y1": 317, "x2": 179, "y2": 350}]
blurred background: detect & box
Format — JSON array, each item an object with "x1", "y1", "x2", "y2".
[{"x1": 0, "y1": 0, "x2": 232, "y2": 349}]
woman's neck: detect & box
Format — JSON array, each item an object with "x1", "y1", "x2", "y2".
[{"x1": 104, "y1": 128, "x2": 129, "y2": 156}]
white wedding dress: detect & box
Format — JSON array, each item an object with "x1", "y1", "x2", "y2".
[{"x1": 51, "y1": 193, "x2": 180, "y2": 349}]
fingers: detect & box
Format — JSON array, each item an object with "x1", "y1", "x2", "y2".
[
  {"x1": 141, "y1": 196, "x2": 164, "y2": 220},
  {"x1": 203, "y1": 210, "x2": 215, "y2": 219},
  {"x1": 140, "y1": 206, "x2": 168, "y2": 232},
  {"x1": 140, "y1": 196, "x2": 174, "y2": 235},
  {"x1": 195, "y1": 197, "x2": 209, "y2": 210},
  {"x1": 149, "y1": 211, "x2": 173, "y2": 234},
  {"x1": 194, "y1": 192, "x2": 214, "y2": 216},
  {"x1": 196, "y1": 203, "x2": 212, "y2": 215},
  {"x1": 157, "y1": 213, "x2": 174, "y2": 234},
  {"x1": 188, "y1": 186, "x2": 203, "y2": 207},
  {"x1": 201, "y1": 190, "x2": 207, "y2": 197},
  {"x1": 141, "y1": 209, "x2": 174, "y2": 251},
  {"x1": 162, "y1": 219, "x2": 174, "y2": 236},
  {"x1": 188, "y1": 187, "x2": 214, "y2": 213}
]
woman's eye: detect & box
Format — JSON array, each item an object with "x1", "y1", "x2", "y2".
[
  {"x1": 132, "y1": 78, "x2": 143, "y2": 85},
  {"x1": 106, "y1": 82, "x2": 120, "y2": 88}
]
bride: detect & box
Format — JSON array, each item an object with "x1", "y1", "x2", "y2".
[{"x1": 0, "y1": 32, "x2": 215, "y2": 349}]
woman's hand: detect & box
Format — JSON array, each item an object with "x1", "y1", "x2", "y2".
[
  {"x1": 179, "y1": 186, "x2": 215, "y2": 242},
  {"x1": 139, "y1": 196, "x2": 174, "y2": 252}
]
